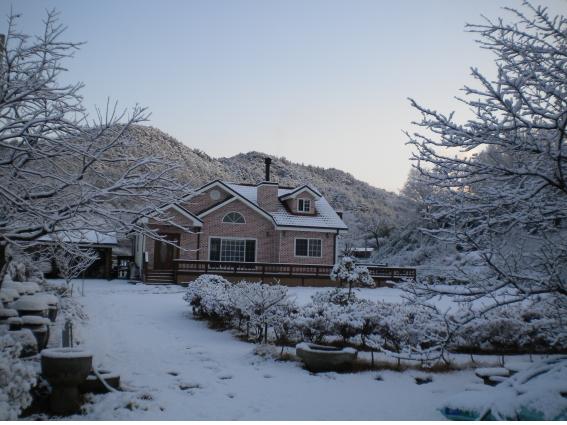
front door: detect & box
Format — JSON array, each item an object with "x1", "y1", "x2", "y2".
[{"x1": 154, "y1": 234, "x2": 180, "y2": 270}]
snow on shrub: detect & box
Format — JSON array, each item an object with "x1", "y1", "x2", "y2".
[
  {"x1": 0, "y1": 332, "x2": 37, "y2": 420},
  {"x1": 183, "y1": 274, "x2": 233, "y2": 321},
  {"x1": 183, "y1": 276, "x2": 563, "y2": 358},
  {"x1": 184, "y1": 275, "x2": 296, "y2": 343},
  {"x1": 230, "y1": 281, "x2": 293, "y2": 343},
  {"x1": 451, "y1": 303, "x2": 567, "y2": 353},
  {"x1": 330, "y1": 257, "x2": 374, "y2": 300}
]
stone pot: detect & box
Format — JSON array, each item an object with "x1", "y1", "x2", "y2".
[
  {"x1": 32, "y1": 294, "x2": 60, "y2": 322},
  {"x1": 79, "y1": 370, "x2": 121, "y2": 394},
  {"x1": 0, "y1": 308, "x2": 18, "y2": 325},
  {"x1": 41, "y1": 348, "x2": 93, "y2": 415},
  {"x1": 47, "y1": 305, "x2": 58, "y2": 322},
  {"x1": 11, "y1": 296, "x2": 49, "y2": 318},
  {"x1": 7, "y1": 316, "x2": 23, "y2": 331},
  {"x1": 0, "y1": 288, "x2": 19, "y2": 304},
  {"x1": 20, "y1": 281, "x2": 41, "y2": 295},
  {"x1": 296, "y1": 342, "x2": 357, "y2": 372},
  {"x1": 21, "y1": 315, "x2": 51, "y2": 350},
  {"x1": 2, "y1": 281, "x2": 25, "y2": 297}
]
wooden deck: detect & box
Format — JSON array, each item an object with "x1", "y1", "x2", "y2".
[{"x1": 171, "y1": 259, "x2": 416, "y2": 286}]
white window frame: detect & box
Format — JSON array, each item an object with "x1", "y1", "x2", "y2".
[
  {"x1": 297, "y1": 198, "x2": 311, "y2": 213},
  {"x1": 208, "y1": 236, "x2": 257, "y2": 262},
  {"x1": 294, "y1": 237, "x2": 322, "y2": 258},
  {"x1": 222, "y1": 211, "x2": 246, "y2": 224}
]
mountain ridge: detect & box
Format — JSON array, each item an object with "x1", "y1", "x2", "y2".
[{"x1": 124, "y1": 124, "x2": 413, "y2": 245}]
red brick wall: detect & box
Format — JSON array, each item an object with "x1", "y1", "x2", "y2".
[
  {"x1": 278, "y1": 230, "x2": 336, "y2": 265},
  {"x1": 145, "y1": 191, "x2": 338, "y2": 269},
  {"x1": 181, "y1": 187, "x2": 232, "y2": 215},
  {"x1": 257, "y1": 183, "x2": 279, "y2": 212},
  {"x1": 199, "y1": 199, "x2": 278, "y2": 262}
]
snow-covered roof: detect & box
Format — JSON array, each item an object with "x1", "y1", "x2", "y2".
[
  {"x1": 224, "y1": 182, "x2": 347, "y2": 230},
  {"x1": 38, "y1": 230, "x2": 118, "y2": 246}
]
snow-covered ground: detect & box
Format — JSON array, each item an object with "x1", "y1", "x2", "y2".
[{"x1": 66, "y1": 279, "x2": 479, "y2": 420}]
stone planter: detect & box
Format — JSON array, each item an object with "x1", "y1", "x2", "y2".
[
  {"x1": 21, "y1": 315, "x2": 51, "y2": 350},
  {"x1": 7, "y1": 316, "x2": 23, "y2": 330},
  {"x1": 11, "y1": 295, "x2": 49, "y2": 318},
  {"x1": 41, "y1": 348, "x2": 93, "y2": 415},
  {"x1": 2, "y1": 281, "x2": 25, "y2": 297},
  {"x1": 0, "y1": 308, "x2": 18, "y2": 325},
  {"x1": 32, "y1": 294, "x2": 59, "y2": 322},
  {"x1": 296, "y1": 342, "x2": 357, "y2": 372},
  {"x1": 0, "y1": 288, "x2": 20, "y2": 303},
  {"x1": 79, "y1": 370, "x2": 121, "y2": 394},
  {"x1": 20, "y1": 281, "x2": 41, "y2": 295}
]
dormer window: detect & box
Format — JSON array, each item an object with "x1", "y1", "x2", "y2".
[
  {"x1": 298, "y1": 198, "x2": 311, "y2": 213},
  {"x1": 222, "y1": 212, "x2": 245, "y2": 224}
]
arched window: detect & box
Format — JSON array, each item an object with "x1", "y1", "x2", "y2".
[{"x1": 222, "y1": 212, "x2": 245, "y2": 224}]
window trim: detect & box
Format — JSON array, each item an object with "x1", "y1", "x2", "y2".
[
  {"x1": 222, "y1": 211, "x2": 246, "y2": 224},
  {"x1": 297, "y1": 198, "x2": 311, "y2": 213},
  {"x1": 294, "y1": 237, "x2": 323, "y2": 258},
  {"x1": 208, "y1": 236, "x2": 257, "y2": 262}
]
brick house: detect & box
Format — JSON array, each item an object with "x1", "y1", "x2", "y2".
[{"x1": 134, "y1": 158, "x2": 348, "y2": 283}]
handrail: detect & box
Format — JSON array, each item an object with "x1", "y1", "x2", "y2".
[{"x1": 172, "y1": 259, "x2": 416, "y2": 280}]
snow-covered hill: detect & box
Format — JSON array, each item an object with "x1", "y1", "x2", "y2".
[{"x1": 121, "y1": 125, "x2": 414, "y2": 246}]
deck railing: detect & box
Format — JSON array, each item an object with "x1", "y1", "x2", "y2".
[{"x1": 173, "y1": 259, "x2": 416, "y2": 281}]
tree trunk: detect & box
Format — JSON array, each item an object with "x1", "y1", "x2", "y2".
[{"x1": 0, "y1": 261, "x2": 8, "y2": 291}]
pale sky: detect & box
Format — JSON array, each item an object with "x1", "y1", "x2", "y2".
[{"x1": 2, "y1": 0, "x2": 565, "y2": 192}]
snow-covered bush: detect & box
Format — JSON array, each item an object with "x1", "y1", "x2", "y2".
[
  {"x1": 184, "y1": 277, "x2": 563, "y2": 359},
  {"x1": 0, "y1": 332, "x2": 37, "y2": 420},
  {"x1": 330, "y1": 257, "x2": 374, "y2": 301},
  {"x1": 184, "y1": 275, "x2": 296, "y2": 344},
  {"x1": 451, "y1": 304, "x2": 567, "y2": 354},
  {"x1": 230, "y1": 281, "x2": 293, "y2": 343},
  {"x1": 183, "y1": 274, "x2": 234, "y2": 323}
]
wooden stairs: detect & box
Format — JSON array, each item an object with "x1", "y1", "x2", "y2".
[{"x1": 144, "y1": 269, "x2": 175, "y2": 284}]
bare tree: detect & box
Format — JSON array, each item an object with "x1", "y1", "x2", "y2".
[
  {"x1": 403, "y1": 3, "x2": 567, "y2": 320},
  {"x1": 366, "y1": 218, "x2": 395, "y2": 253},
  {"x1": 46, "y1": 242, "x2": 98, "y2": 295},
  {"x1": 0, "y1": 11, "x2": 193, "y2": 284}
]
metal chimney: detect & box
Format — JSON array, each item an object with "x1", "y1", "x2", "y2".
[{"x1": 264, "y1": 157, "x2": 272, "y2": 182}]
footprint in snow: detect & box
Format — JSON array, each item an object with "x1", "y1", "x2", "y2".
[
  {"x1": 167, "y1": 371, "x2": 179, "y2": 376},
  {"x1": 263, "y1": 374, "x2": 273, "y2": 379},
  {"x1": 218, "y1": 374, "x2": 233, "y2": 380},
  {"x1": 179, "y1": 382, "x2": 202, "y2": 391},
  {"x1": 226, "y1": 392, "x2": 236, "y2": 399}
]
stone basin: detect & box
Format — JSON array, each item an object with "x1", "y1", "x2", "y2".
[
  {"x1": 296, "y1": 342, "x2": 357, "y2": 372},
  {"x1": 41, "y1": 348, "x2": 93, "y2": 415}
]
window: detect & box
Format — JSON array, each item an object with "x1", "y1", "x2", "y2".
[
  {"x1": 297, "y1": 198, "x2": 311, "y2": 213},
  {"x1": 210, "y1": 238, "x2": 255, "y2": 262},
  {"x1": 210, "y1": 189, "x2": 221, "y2": 201},
  {"x1": 222, "y1": 212, "x2": 245, "y2": 224},
  {"x1": 295, "y1": 238, "x2": 322, "y2": 257}
]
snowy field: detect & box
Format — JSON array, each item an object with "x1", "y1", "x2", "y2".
[{"x1": 65, "y1": 279, "x2": 483, "y2": 420}]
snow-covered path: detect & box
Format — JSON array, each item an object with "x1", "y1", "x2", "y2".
[{"x1": 72, "y1": 279, "x2": 475, "y2": 420}]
